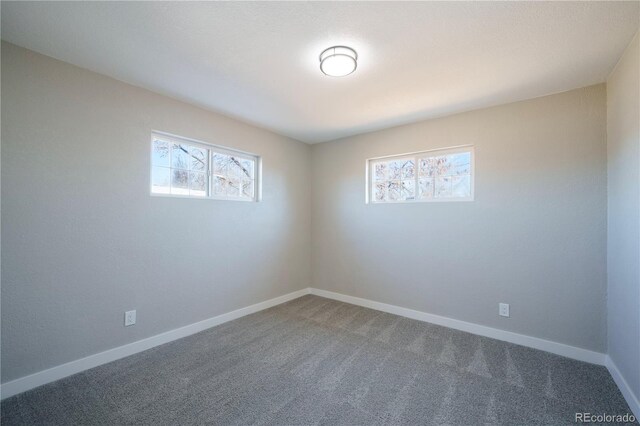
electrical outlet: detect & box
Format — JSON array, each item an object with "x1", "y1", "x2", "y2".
[
  {"x1": 124, "y1": 310, "x2": 136, "y2": 326},
  {"x1": 499, "y1": 303, "x2": 510, "y2": 317}
]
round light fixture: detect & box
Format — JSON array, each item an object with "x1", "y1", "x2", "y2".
[{"x1": 319, "y1": 46, "x2": 357, "y2": 77}]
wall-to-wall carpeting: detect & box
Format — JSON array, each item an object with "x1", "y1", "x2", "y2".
[{"x1": 1, "y1": 295, "x2": 634, "y2": 425}]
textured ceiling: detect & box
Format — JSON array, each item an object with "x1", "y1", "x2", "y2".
[{"x1": 2, "y1": 1, "x2": 639, "y2": 143}]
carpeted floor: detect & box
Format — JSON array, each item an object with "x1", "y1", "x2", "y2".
[{"x1": 1, "y1": 295, "x2": 636, "y2": 425}]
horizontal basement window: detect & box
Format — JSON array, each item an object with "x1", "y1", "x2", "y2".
[
  {"x1": 367, "y1": 146, "x2": 474, "y2": 204},
  {"x1": 150, "y1": 132, "x2": 260, "y2": 201}
]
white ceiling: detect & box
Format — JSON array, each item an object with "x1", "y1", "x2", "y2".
[{"x1": 2, "y1": 2, "x2": 639, "y2": 143}]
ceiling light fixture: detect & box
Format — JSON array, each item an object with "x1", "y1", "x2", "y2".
[{"x1": 319, "y1": 46, "x2": 358, "y2": 77}]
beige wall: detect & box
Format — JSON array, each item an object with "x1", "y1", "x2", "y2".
[
  {"x1": 311, "y1": 85, "x2": 608, "y2": 352},
  {"x1": 1, "y1": 42, "x2": 311, "y2": 382},
  {"x1": 607, "y1": 30, "x2": 640, "y2": 402}
]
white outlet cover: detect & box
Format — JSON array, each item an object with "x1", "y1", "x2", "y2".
[
  {"x1": 499, "y1": 303, "x2": 510, "y2": 317},
  {"x1": 125, "y1": 310, "x2": 136, "y2": 326}
]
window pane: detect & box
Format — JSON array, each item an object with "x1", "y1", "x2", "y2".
[
  {"x1": 419, "y1": 158, "x2": 436, "y2": 178},
  {"x1": 152, "y1": 139, "x2": 170, "y2": 167},
  {"x1": 213, "y1": 175, "x2": 227, "y2": 196},
  {"x1": 151, "y1": 166, "x2": 170, "y2": 194},
  {"x1": 241, "y1": 180, "x2": 254, "y2": 198},
  {"x1": 172, "y1": 144, "x2": 191, "y2": 170},
  {"x1": 418, "y1": 178, "x2": 434, "y2": 199},
  {"x1": 213, "y1": 153, "x2": 228, "y2": 176},
  {"x1": 388, "y1": 161, "x2": 403, "y2": 180},
  {"x1": 239, "y1": 158, "x2": 255, "y2": 179},
  {"x1": 190, "y1": 146, "x2": 208, "y2": 172},
  {"x1": 401, "y1": 160, "x2": 415, "y2": 179},
  {"x1": 435, "y1": 176, "x2": 452, "y2": 198},
  {"x1": 171, "y1": 169, "x2": 189, "y2": 195},
  {"x1": 388, "y1": 181, "x2": 401, "y2": 201},
  {"x1": 374, "y1": 162, "x2": 387, "y2": 181},
  {"x1": 401, "y1": 179, "x2": 415, "y2": 200},
  {"x1": 374, "y1": 181, "x2": 386, "y2": 202},
  {"x1": 451, "y1": 152, "x2": 471, "y2": 175},
  {"x1": 189, "y1": 172, "x2": 207, "y2": 197},
  {"x1": 228, "y1": 157, "x2": 244, "y2": 178},
  {"x1": 452, "y1": 175, "x2": 471, "y2": 197},
  {"x1": 435, "y1": 156, "x2": 452, "y2": 176},
  {"x1": 227, "y1": 178, "x2": 241, "y2": 197}
]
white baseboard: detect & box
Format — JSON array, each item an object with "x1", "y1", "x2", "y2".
[
  {"x1": 605, "y1": 356, "x2": 640, "y2": 419},
  {"x1": 309, "y1": 288, "x2": 606, "y2": 365},
  {"x1": 0, "y1": 288, "x2": 311, "y2": 400},
  {"x1": 0, "y1": 287, "x2": 616, "y2": 403}
]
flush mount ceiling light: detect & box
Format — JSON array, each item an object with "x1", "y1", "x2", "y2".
[{"x1": 319, "y1": 46, "x2": 358, "y2": 77}]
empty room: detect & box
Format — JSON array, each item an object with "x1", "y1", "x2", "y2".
[{"x1": 1, "y1": 1, "x2": 639, "y2": 425}]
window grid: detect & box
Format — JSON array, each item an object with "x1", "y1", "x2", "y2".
[
  {"x1": 151, "y1": 132, "x2": 259, "y2": 201},
  {"x1": 368, "y1": 146, "x2": 474, "y2": 204}
]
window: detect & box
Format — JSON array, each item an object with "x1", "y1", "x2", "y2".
[
  {"x1": 150, "y1": 132, "x2": 259, "y2": 201},
  {"x1": 367, "y1": 146, "x2": 473, "y2": 203}
]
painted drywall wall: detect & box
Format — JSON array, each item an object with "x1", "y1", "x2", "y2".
[
  {"x1": 607, "y1": 30, "x2": 640, "y2": 402},
  {"x1": 311, "y1": 85, "x2": 607, "y2": 352},
  {"x1": 0, "y1": 42, "x2": 311, "y2": 383}
]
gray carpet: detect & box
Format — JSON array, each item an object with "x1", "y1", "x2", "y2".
[{"x1": 1, "y1": 295, "x2": 636, "y2": 425}]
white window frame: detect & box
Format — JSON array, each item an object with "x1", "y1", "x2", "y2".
[
  {"x1": 366, "y1": 145, "x2": 474, "y2": 204},
  {"x1": 150, "y1": 131, "x2": 262, "y2": 202}
]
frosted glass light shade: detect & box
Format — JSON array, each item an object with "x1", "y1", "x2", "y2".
[{"x1": 319, "y1": 46, "x2": 357, "y2": 77}]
